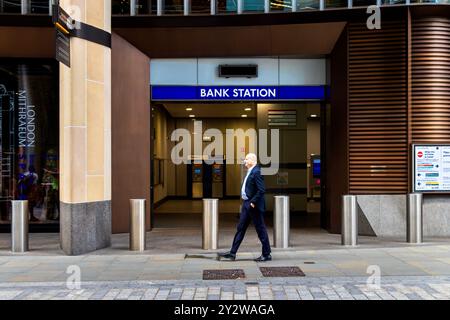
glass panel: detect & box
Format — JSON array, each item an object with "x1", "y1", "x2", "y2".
[
  {"x1": 152, "y1": 159, "x2": 164, "y2": 186},
  {"x1": 136, "y1": 0, "x2": 157, "y2": 14},
  {"x1": 112, "y1": 0, "x2": 130, "y2": 14},
  {"x1": 153, "y1": 160, "x2": 160, "y2": 185},
  {"x1": 325, "y1": 0, "x2": 347, "y2": 7},
  {"x1": 0, "y1": 61, "x2": 60, "y2": 226},
  {"x1": 0, "y1": 0, "x2": 22, "y2": 13},
  {"x1": 297, "y1": 0, "x2": 320, "y2": 9},
  {"x1": 30, "y1": 0, "x2": 50, "y2": 14},
  {"x1": 271, "y1": 0, "x2": 293, "y2": 11},
  {"x1": 381, "y1": 0, "x2": 406, "y2": 4},
  {"x1": 191, "y1": 0, "x2": 211, "y2": 14},
  {"x1": 159, "y1": 160, "x2": 164, "y2": 185},
  {"x1": 244, "y1": 0, "x2": 265, "y2": 12},
  {"x1": 218, "y1": 0, "x2": 237, "y2": 14},
  {"x1": 164, "y1": 0, "x2": 184, "y2": 14},
  {"x1": 353, "y1": 0, "x2": 376, "y2": 6}
]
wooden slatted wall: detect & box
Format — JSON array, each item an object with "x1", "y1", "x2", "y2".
[
  {"x1": 412, "y1": 18, "x2": 450, "y2": 144},
  {"x1": 348, "y1": 21, "x2": 408, "y2": 194}
]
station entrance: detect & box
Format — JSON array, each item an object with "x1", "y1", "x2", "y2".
[{"x1": 150, "y1": 101, "x2": 325, "y2": 231}]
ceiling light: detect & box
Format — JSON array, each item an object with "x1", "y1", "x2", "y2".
[
  {"x1": 241, "y1": 114, "x2": 248, "y2": 118},
  {"x1": 310, "y1": 114, "x2": 318, "y2": 118},
  {"x1": 186, "y1": 108, "x2": 193, "y2": 111},
  {"x1": 245, "y1": 108, "x2": 252, "y2": 111},
  {"x1": 189, "y1": 115, "x2": 195, "y2": 118}
]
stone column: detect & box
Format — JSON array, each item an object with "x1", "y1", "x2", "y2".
[{"x1": 59, "y1": 0, "x2": 112, "y2": 255}]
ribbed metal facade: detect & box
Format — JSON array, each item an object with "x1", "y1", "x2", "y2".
[{"x1": 348, "y1": 21, "x2": 408, "y2": 194}]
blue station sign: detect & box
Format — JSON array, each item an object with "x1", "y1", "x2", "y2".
[{"x1": 151, "y1": 86, "x2": 326, "y2": 101}]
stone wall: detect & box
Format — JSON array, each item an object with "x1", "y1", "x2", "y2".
[{"x1": 357, "y1": 195, "x2": 450, "y2": 238}]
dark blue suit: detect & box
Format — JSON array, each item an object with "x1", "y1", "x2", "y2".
[{"x1": 231, "y1": 165, "x2": 271, "y2": 257}]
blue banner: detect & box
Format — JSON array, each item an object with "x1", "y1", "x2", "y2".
[{"x1": 151, "y1": 86, "x2": 326, "y2": 101}]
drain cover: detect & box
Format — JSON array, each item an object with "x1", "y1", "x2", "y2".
[
  {"x1": 203, "y1": 269, "x2": 246, "y2": 280},
  {"x1": 185, "y1": 254, "x2": 218, "y2": 260},
  {"x1": 259, "y1": 266, "x2": 305, "y2": 277}
]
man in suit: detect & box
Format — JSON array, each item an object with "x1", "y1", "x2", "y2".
[{"x1": 219, "y1": 153, "x2": 272, "y2": 262}]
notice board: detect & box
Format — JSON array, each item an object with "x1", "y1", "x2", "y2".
[{"x1": 413, "y1": 144, "x2": 450, "y2": 193}]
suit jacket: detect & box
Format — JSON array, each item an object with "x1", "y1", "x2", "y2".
[{"x1": 243, "y1": 165, "x2": 266, "y2": 211}]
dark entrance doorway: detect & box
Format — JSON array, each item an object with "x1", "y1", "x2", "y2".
[{"x1": 150, "y1": 101, "x2": 327, "y2": 230}]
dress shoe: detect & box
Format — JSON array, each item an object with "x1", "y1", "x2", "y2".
[
  {"x1": 218, "y1": 252, "x2": 236, "y2": 261},
  {"x1": 254, "y1": 254, "x2": 272, "y2": 262}
]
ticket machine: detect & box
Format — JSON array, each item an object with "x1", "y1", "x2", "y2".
[
  {"x1": 188, "y1": 159, "x2": 226, "y2": 199},
  {"x1": 309, "y1": 155, "x2": 321, "y2": 199},
  {"x1": 211, "y1": 163, "x2": 224, "y2": 198},
  {"x1": 191, "y1": 163, "x2": 203, "y2": 199}
]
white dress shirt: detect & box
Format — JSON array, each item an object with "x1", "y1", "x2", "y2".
[{"x1": 241, "y1": 164, "x2": 256, "y2": 200}]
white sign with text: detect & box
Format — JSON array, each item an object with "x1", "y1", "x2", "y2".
[{"x1": 413, "y1": 145, "x2": 450, "y2": 192}]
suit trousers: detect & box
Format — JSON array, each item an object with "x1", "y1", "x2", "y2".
[{"x1": 230, "y1": 200, "x2": 271, "y2": 257}]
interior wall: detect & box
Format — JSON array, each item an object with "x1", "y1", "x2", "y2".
[
  {"x1": 307, "y1": 119, "x2": 321, "y2": 157},
  {"x1": 111, "y1": 33, "x2": 151, "y2": 233},
  {"x1": 156, "y1": 105, "x2": 322, "y2": 205},
  {"x1": 153, "y1": 107, "x2": 167, "y2": 203},
  {"x1": 166, "y1": 116, "x2": 177, "y2": 196},
  {"x1": 202, "y1": 118, "x2": 256, "y2": 197},
  {"x1": 307, "y1": 117, "x2": 321, "y2": 198},
  {"x1": 257, "y1": 103, "x2": 320, "y2": 213},
  {"x1": 160, "y1": 116, "x2": 257, "y2": 198},
  {"x1": 152, "y1": 107, "x2": 175, "y2": 204}
]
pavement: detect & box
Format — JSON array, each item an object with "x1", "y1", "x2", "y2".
[
  {"x1": 1, "y1": 276, "x2": 450, "y2": 300},
  {"x1": 0, "y1": 228, "x2": 450, "y2": 300}
]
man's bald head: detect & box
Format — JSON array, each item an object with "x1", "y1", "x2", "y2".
[{"x1": 244, "y1": 153, "x2": 257, "y2": 169}]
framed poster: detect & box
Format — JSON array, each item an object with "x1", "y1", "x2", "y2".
[
  {"x1": 276, "y1": 172, "x2": 289, "y2": 186},
  {"x1": 412, "y1": 144, "x2": 450, "y2": 193}
]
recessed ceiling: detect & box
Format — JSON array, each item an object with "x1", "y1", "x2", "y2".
[
  {"x1": 161, "y1": 102, "x2": 257, "y2": 118},
  {"x1": 114, "y1": 22, "x2": 346, "y2": 58}
]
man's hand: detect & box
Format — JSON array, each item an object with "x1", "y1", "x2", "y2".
[{"x1": 250, "y1": 203, "x2": 255, "y2": 208}]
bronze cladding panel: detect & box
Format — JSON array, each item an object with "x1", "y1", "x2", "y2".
[
  {"x1": 0, "y1": 27, "x2": 55, "y2": 58},
  {"x1": 327, "y1": 27, "x2": 349, "y2": 234},
  {"x1": 111, "y1": 33, "x2": 151, "y2": 233}
]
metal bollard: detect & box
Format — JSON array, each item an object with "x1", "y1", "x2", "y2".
[
  {"x1": 130, "y1": 199, "x2": 146, "y2": 251},
  {"x1": 341, "y1": 195, "x2": 358, "y2": 246},
  {"x1": 407, "y1": 193, "x2": 423, "y2": 244},
  {"x1": 11, "y1": 200, "x2": 29, "y2": 253},
  {"x1": 202, "y1": 199, "x2": 219, "y2": 250},
  {"x1": 273, "y1": 195, "x2": 290, "y2": 248}
]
